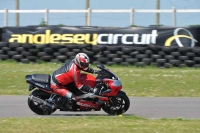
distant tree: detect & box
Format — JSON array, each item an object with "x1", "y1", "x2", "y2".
[{"x1": 39, "y1": 18, "x2": 47, "y2": 26}]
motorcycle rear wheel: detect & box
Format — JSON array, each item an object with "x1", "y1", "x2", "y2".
[
  {"x1": 101, "y1": 91, "x2": 130, "y2": 115},
  {"x1": 28, "y1": 90, "x2": 57, "y2": 115}
]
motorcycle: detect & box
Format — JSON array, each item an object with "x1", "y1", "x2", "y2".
[{"x1": 25, "y1": 64, "x2": 130, "y2": 115}]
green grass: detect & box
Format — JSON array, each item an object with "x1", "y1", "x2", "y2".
[
  {"x1": 1, "y1": 60, "x2": 200, "y2": 97},
  {"x1": 1, "y1": 61, "x2": 200, "y2": 133},
  {"x1": 0, "y1": 116, "x2": 200, "y2": 133}
]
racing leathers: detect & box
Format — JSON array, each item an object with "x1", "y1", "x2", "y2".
[{"x1": 50, "y1": 60, "x2": 95, "y2": 100}]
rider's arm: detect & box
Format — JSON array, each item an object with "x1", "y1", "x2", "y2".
[
  {"x1": 73, "y1": 66, "x2": 94, "y2": 93},
  {"x1": 83, "y1": 67, "x2": 95, "y2": 74},
  {"x1": 84, "y1": 67, "x2": 99, "y2": 74}
]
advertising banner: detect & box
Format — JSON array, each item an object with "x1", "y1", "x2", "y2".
[{"x1": 2, "y1": 26, "x2": 199, "y2": 47}]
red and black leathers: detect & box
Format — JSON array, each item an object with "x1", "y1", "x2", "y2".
[{"x1": 50, "y1": 60, "x2": 95, "y2": 99}]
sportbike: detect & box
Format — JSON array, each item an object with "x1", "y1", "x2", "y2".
[{"x1": 25, "y1": 64, "x2": 130, "y2": 115}]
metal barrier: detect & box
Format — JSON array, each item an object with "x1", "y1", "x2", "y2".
[{"x1": 1, "y1": 8, "x2": 200, "y2": 26}]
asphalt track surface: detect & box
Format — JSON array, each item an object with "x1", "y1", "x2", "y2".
[{"x1": 0, "y1": 96, "x2": 200, "y2": 119}]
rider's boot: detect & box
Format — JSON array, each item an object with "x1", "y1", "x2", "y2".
[{"x1": 66, "y1": 98, "x2": 76, "y2": 110}]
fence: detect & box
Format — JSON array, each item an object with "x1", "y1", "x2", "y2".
[{"x1": 1, "y1": 8, "x2": 200, "y2": 27}]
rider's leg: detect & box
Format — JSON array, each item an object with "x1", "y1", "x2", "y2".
[{"x1": 50, "y1": 82, "x2": 76, "y2": 110}]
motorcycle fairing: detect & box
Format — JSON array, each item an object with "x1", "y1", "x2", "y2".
[
  {"x1": 102, "y1": 78, "x2": 122, "y2": 96},
  {"x1": 76, "y1": 100, "x2": 101, "y2": 110},
  {"x1": 80, "y1": 73, "x2": 96, "y2": 88}
]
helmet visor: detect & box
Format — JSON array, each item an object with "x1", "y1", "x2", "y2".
[{"x1": 80, "y1": 62, "x2": 89, "y2": 68}]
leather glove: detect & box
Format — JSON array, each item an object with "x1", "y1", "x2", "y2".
[
  {"x1": 89, "y1": 87, "x2": 98, "y2": 95},
  {"x1": 93, "y1": 70, "x2": 100, "y2": 74}
]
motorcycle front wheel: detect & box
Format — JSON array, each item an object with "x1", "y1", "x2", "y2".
[
  {"x1": 28, "y1": 90, "x2": 57, "y2": 115},
  {"x1": 101, "y1": 91, "x2": 130, "y2": 115}
]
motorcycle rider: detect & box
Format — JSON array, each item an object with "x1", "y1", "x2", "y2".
[{"x1": 50, "y1": 53, "x2": 99, "y2": 110}]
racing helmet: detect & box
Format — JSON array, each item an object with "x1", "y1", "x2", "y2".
[{"x1": 74, "y1": 53, "x2": 90, "y2": 70}]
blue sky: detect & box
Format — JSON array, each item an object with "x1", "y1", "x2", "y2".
[{"x1": 0, "y1": 0, "x2": 200, "y2": 27}]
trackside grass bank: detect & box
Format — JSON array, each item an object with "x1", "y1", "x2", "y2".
[
  {"x1": 0, "y1": 61, "x2": 200, "y2": 97},
  {"x1": 0, "y1": 116, "x2": 200, "y2": 133}
]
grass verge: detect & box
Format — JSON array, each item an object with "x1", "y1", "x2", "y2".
[
  {"x1": 1, "y1": 60, "x2": 200, "y2": 96},
  {"x1": 0, "y1": 116, "x2": 200, "y2": 133}
]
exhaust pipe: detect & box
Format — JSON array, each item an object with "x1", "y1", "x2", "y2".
[{"x1": 29, "y1": 95, "x2": 55, "y2": 109}]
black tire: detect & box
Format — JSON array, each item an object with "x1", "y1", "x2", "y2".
[
  {"x1": 161, "y1": 46, "x2": 178, "y2": 52},
  {"x1": 171, "y1": 52, "x2": 180, "y2": 57},
  {"x1": 37, "y1": 52, "x2": 47, "y2": 57},
  {"x1": 129, "y1": 51, "x2": 139, "y2": 57},
  {"x1": 164, "y1": 63, "x2": 173, "y2": 68},
  {"x1": 66, "y1": 52, "x2": 76, "y2": 56},
  {"x1": 53, "y1": 52, "x2": 61, "y2": 57},
  {"x1": 169, "y1": 60, "x2": 180, "y2": 66},
  {"x1": 116, "y1": 51, "x2": 124, "y2": 56},
  {"x1": 27, "y1": 56, "x2": 38, "y2": 62},
  {"x1": 165, "y1": 55, "x2": 175, "y2": 60},
  {"x1": 40, "y1": 56, "x2": 53, "y2": 61},
  {"x1": 121, "y1": 55, "x2": 131, "y2": 59},
  {"x1": 148, "y1": 44, "x2": 160, "y2": 51},
  {"x1": 112, "y1": 58, "x2": 123, "y2": 63},
  {"x1": 0, "y1": 54, "x2": 9, "y2": 60},
  {"x1": 51, "y1": 59, "x2": 60, "y2": 63},
  {"x1": 135, "y1": 54, "x2": 148, "y2": 59},
  {"x1": 0, "y1": 50, "x2": 4, "y2": 54},
  {"x1": 102, "y1": 51, "x2": 111, "y2": 55},
  {"x1": 145, "y1": 50, "x2": 153, "y2": 55},
  {"x1": 106, "y1": 46, "x2": 121, "y2": 52},
  {"x1": 21, "y1": 51, "x2": 32, "y2": 56},
  {"x1": 178, "y1": 47, "x2": 192, "y2": 53},
  {"x1": 194, "y1": 64, "x2": 200, "y2": 68},
  {"x1": 106, "y1": 61, "x2": 115, "y2": 66},
  {"x1": 186, "y1": 52, "x2": 196, "y2": 58},
  {"x1": 184, "y1": 60, "x2": 195, "y2": 67},
  {"x1": 92, "y1": 46, "x2": 106, "y2": 52},
  {"x1": 179, "y1": 56, "x2": 189, "y2": 61},
  {"x1": 0, "y1": 42, "x2": 8, "y2": 48},
  {"x1": 44, "y1": 47, "x2": 54, "y2": 53},
  {"x1": 142, "y1": 58, "x2": 152, "y2": 65},
  {"x1": 194, "y1": 57, "x2": 200, "y2": 62},
  {"x1": 21, "y1": 58, "x2": 30, "y2": 63},
  {"x1": 101, "y1": 91, "x2": 130, "y2": 115},
  {"x1": 9, "y1": 43, "x2": 21, "y2": 49},
  {"x1": 125, "y1": 58, "x2": 138, "y2": 64},
  {"x1": 49, "y1": 44, "x2": 64, "y2": 49},
  {"x1": 97, "y1": 57, "x2": 109, "y2": 63},
  {"x1": 23, "y1": 44, "x2": 36, "y2": 49},
  {"x1": 135, "y1": 62, "x2": 146, "y2": 67},
  {"x1": 120, "y1": 62, "x2": 130, "y2": 66},
  {"x1": 82, "y1": 48, "x2": 94, "y2": 56},
  {"x1": 16, "y1": 47, "x2": 25, "y2": 52},
  {"x1": 92, "y1": 61, "x2": 101, "y2": 65},
  {"x1": 192, "y1": 47, "x2": 200, "y2": 54},
  {"x1": 56, "y1": 55, "x2": 68, "y2": 62},
  {"x1": 158, "y1": 51, "x2": 165, "y2": 56},
  {"x1": 7, "y1": 51, "x2": 18, "y2": 56},
  {"x1": 29, "y1": 49, "x2": 40, "y2": 54},
  {"x1": 156, "y1": 59, "x2": 166, "y2": 63},
  {"x1": 12, "y1": 55, "x2": 23, "y2": 60},
  {"x1": 179, "y1": 64, "x2": 187, "y2": 68},
  {"x1": 151, "y1": 54, "x2": 161, "y2": 60},
  {"x1": 121, "y1": 47, "x2": 135, "y2": 54},
  {"x1": 2, "y1": 47, "x2": 11, "y2": 52},
  {"x1": 107, "y1": 54, "x2": 119, "y2": 58},
  {"x1": 72, "y1": 49, "x2": 81, "y2": 53},
  {"x1": 59, "y1": 48, "x2": 69, "y2": 54},
  {"x1": 66, "y1": 44, "x2": 78, "y2": 49},
  {"x1": 36, "y1": 44, "x2": 49, "y2": 50},
  {"x1": 28, "y1": 90, "x2": 57, "y2": 115},
  {"x1": 134, "y1": 46, "x2": 148, "y2": 52}
]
